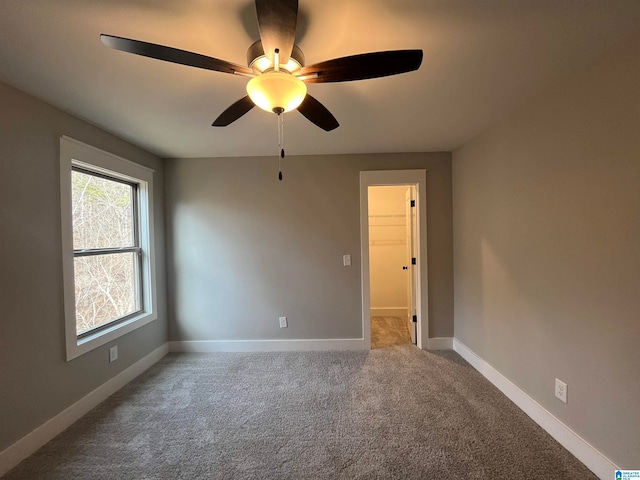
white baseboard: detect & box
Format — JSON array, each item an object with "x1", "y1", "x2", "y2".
[
  {"x1": 370, "y1": 307, "x2": 408, "y2": 317},
  {"x1": 170, "y1": 338, "x2": 367, "y2": 353},
  {"x1": 172, "y1": 337, "x2": 455, "y2": 353},
  {"x1": 453, "y1": 339, "x2": 617, "y2": 480},
  {"x1": 0, "y1": 343, "x2": 169, "y2": 477},
  {"x1": 427, "y1": 337, "x2": 453, "y2": 350}
]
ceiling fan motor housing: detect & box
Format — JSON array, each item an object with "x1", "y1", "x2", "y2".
[{"x1": 247, "y1": 40, "x2": 305, "y2": 73}]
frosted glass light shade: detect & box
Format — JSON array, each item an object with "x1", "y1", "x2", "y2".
[{"x1": 247, "y1": 71, "x2": 307, "y2": 113}]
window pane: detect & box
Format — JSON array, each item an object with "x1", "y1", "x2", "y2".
[
  {"x1": 71, "y1": 170, "x2": 135, "y2": 250},
  {"x1": 74, "y1": 252, "x2": 139, "y2": 335}
]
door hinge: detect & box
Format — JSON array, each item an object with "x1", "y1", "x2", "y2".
[
  {"x1": 411, "y1": 257, "x2": 416, "y2": 265},
  {"x1": 412, "y1": 315, "x2": 417, "y2": 323},
  {"x1": 410, "y1": 200, "x2": 416, "y2": 207}
]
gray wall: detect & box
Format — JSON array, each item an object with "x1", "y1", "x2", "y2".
[
  {"x1": 452, "y1": 33, "x2": 640, "y2": 467},
  {"x1": 165, "y1": 152, "x2": 453, "y2": 341},
  {"x1": 0, "y1": 82, "x2": 168, "y2": 452}
]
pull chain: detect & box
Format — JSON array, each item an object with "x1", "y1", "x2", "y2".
[{"x1": 277, "y1": 112, "x2": 285, "y2": 181}]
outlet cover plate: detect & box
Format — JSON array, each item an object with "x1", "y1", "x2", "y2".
[
  {"x1": 109, "y1": 346, "x2": 118, "y2": 363},
  {"x1": 555, "y1": 378, "x2": 567, "y2": 403},
  {"x1": 279, "y1": 316, "x2": 287, "y2": 328}
]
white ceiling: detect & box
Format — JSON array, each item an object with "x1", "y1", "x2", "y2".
[{"x1": 1, "y1": 0, "x2": 638, "y2": 158}]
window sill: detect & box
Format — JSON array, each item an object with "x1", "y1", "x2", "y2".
[{"x1": 67, "y1": 311, "x2": 157, "y2": 361}]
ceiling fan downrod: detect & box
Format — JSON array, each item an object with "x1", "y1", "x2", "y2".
[{"x1": 274, "y1": 48, "x2": 280, "y2": 72}]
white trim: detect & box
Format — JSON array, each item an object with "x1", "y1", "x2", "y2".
[
  {"x1": 60, "y1": 136, "x2": 155, "y2": 173},
  {"x1": 170, "y1": 338, "x2": 367, "y2": 353},
  {"x1": 453, "y1": 339, "x2": 617, "y2": 479},
  {"x1": 370, "y1": 307, "x2": 409, "y2": 317},
  {"x1": 360, "y1": 170, "x2": 428, "y2": 350},
  {"x1": 427, "y1": 337, "x2": 453, "y2": 350},
  {"x1": 60, "y1": 136, "x2": 158, "y2": 361},
  {"x1": 0, "y1": 343, "x2": 169, "y2": 477}
]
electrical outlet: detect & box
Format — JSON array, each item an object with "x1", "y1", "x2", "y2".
[
  {"x1": 109, "y1": 345, "x2": 118, "y2": 363},
  {"x1": 343, "y1": 254, "x2": 351, "y2": 266},
  {"x1": 279, "y1": 316, "x2": 288, "y2": 328},
  {"x1": 555, "y1": 378, "x2": 567, "y2": 403}
]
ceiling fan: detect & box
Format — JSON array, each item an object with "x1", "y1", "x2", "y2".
[{"x1": 100, "y1": 0, "x2": 423, "y2": 132}]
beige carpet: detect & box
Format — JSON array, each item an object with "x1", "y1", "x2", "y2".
[
  {"x1": 4, "y1": 346, "x2": 597, "y2": 479},
  {"x1": 371, "y1": 315, "x2": 412, "y2": 349}
]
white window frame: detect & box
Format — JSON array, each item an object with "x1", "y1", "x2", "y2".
[{"x1": 60, "y1": 136, "x2": 157, "y2": 361}]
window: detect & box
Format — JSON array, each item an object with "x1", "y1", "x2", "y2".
[
  {"x1": 72, "y1": 169, "x2": 141, "y2": 336},
  {"x1": 60, "y1": 137, "x2": 157, "y2": 360}
]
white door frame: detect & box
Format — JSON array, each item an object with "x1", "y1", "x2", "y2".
[
  {"x1": 360, "y1": 170, "x2": 428, "y2": 350},
  {"x1": 405, "y1": 185, "x2": 417, "y2": 344}
]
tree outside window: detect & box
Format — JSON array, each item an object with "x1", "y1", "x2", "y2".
[{"x1": 71, "y1": 169, "x2": 141, "y2": 335}]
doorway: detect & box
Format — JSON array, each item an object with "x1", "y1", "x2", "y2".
[
  {"x1": 360, "y1": 170, "x2": 427, "y2": 350},
  {"x1": 368, "y1": 185, "x2": 416, "y2": 348}
]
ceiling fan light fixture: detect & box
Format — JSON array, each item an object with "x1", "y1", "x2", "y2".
[{"x1": 247, "y1": 71, "x2": 307, "y2": 113}]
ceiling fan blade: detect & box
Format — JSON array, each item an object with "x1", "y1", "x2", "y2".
[
  {"x1": 255, "y1": 0, "x2": 298, "y2": 64},
  {"x1": 100, "y1": 34, "x2": 252, "y2": 76},
  {"x1": 298, "y1": 50, "x2": 423, "y2": 83},
  {"x1": 297, "y1": 94, "x2": 339, "y2": 131},
  {"x1": 212, "y1": 96, "x2": 255, "y2": 127}
]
